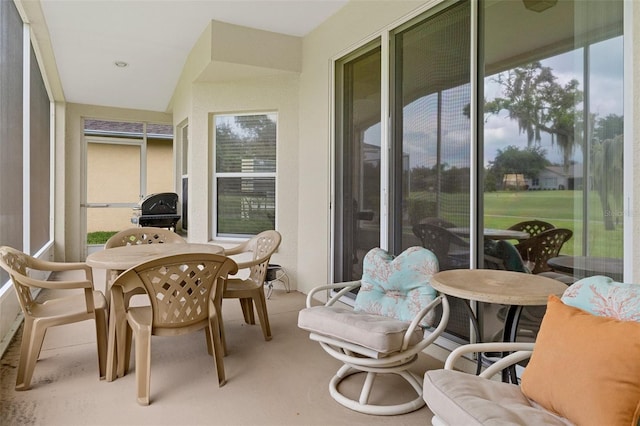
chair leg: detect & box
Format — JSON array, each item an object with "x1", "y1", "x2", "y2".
[
  {"x1": 94, "y1": 306, "x2": 109, "y2": 380},
  {"x1": 359, "y1": 372, "x2": 377, "y2": 405},
  {"x1": 216, "y1": 301, "x2": 227, "y2": 356},
  {"x1": 134, "y1": 324, "x2": 152, "y2": 406},
  {"x1": 116, "y1": 307, "x2": 130, "y2": 378},
  {"x1": 124, "y1": 322, "x2": 133, "y2": 375},
  {"x1": 239, "y1": 298, "x2": 255, "y2": 324},
  {"x1": 106, "y1": 303, "x2": 118, "y2": 382},
  {"x1": 205, "y1": 326, "x2": 213, "y2": 356},
  {"x1": 328, "y1": 364, "x2": 425, "y2": 415},
  {"x1": 208, "y1": 318, "x2": 226, "y2": 386},
  {"x1": 15, "y1": 319, "x2": 46, "y2": 391},
  {"x1": 218, "y1": 314, "x2": 227, "y2": 356},
  {"x1": 253, "y1": 290, "x2": 272, "y2": 341}
]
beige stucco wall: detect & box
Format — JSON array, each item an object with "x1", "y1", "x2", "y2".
[
  {"x1": 296, "y1": 0, "x2": 428, "y2": 294},
  {"x1": 171, "y1": 21, "x2": 303, "y2": 288},
  {"x1": 171, "y1": 75, "x2": 300, "y2": 288},
  {"x1": 85, "y1": 139, "x2": 173, "y2": 233}
]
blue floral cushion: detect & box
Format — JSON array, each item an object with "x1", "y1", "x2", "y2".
[
  {"x1": 354, "y1": 247, "x2": 439, "y2": 327},
  {"x1": 561, "y1": 275, "x2": 640, "y2": 322}
]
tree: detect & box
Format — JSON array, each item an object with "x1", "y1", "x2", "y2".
[
  {"x1": 485, "y1": 61, "x2": 583, "y2": 169},
  {"x1": 591, "y1": 119, "x2": 623, "y2": 230},
  {"x1": 593, "y1": 114, "x2": 623, "y2": 142},
  {"x1": 486, "y1": 62, "x2": 623, "y2": 232},
  {"x1": 488, "y1": 145, "x2": 549, "y2": 190}
]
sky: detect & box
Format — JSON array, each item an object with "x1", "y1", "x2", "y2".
[{"x1": 362, "y1": 35, "x2": 624, "y2": 172}]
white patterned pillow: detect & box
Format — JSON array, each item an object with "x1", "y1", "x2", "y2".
[
  {"x1": 354, "y1": 247, "x2": 439, "y2": 327},
  {"x1": 561, "y1": 275, "x2": 640, "y2": 322}
]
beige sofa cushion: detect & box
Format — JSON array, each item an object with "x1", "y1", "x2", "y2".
[
  {"x1": 423, "y1": 369, "x2": 573, "y2": 426},
  {"x1": 297, "y1": 305, "x2": 423, "y2": 355}
]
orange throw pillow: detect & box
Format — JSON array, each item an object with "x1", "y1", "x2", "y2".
[{"x1": 521, "y1": 295, "x2": 640, "y2": 426}]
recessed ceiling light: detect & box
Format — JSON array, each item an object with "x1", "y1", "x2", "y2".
[{"x1": 114, "y1": 61, "x2": 128, "y2": 68}]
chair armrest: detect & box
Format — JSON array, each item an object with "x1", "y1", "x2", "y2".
[
  {"x1": 223, "y1": 245, "x2": 245, "y2": 256},
  {"x1": 403, "y1": 294, "x2": 448, "y2": 349},
  {"x1": 444, "y1": 342, "x2": 534, "y2": 379},
  {"x1": 305, "y1": 281, "x2": 361, "y2": 308},
  {"x1": 29, "y1": 257, "x2": 93, "y2": 278},
  {"x1": 230, "y1": 248, "x2": 274, "y2": 271},
  {"x1": 15, "y1": 270, "x2": 94, "y2": 291}
]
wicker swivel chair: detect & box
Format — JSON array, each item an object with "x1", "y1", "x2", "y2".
[
  {"x1": 298, "y1": 247, "x2": 449, "y2": 415},
  {"x1": 110, "y1": 253, "x2": 237, "y2": 405},
  {"x1": 0, "y1": 246, "x2": 108, "y2": 390},
  {"x1": 223, "y1": 230, "x2": 281, "y2": 343}
]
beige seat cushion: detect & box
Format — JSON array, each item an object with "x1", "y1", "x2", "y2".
[
  {"x1": 423, "y1": 369, "x2": 573, "y2": 426},
  {"x1": 297, "y1": 305, "x2": 423, "y2": 355}
]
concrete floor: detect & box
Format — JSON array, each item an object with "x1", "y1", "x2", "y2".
[{"x1": 1, "y1": 273, "x2": 441, "y2": 426}]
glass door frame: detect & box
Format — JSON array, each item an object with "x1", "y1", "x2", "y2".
[{"x1": 81, "y1": 126, "x2": 148, "y2": 257}]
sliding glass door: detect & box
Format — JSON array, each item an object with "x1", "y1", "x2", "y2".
[
  {"x1": 390, "y1": 1, "x2": 471, "y2": 340},
  {"x1": 334, "y1": 43, "x2": 382, "y2": 284},
  {"x1": 334, "y1": 0, "x2": 625, "y2": 344},
  {"x1": 480, "y1": 0, "x2": 624, "y2": 341}
]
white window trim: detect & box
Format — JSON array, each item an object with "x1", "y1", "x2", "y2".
[{"x1": 211, "y1": 112, "x2": 278, "y2": 240}]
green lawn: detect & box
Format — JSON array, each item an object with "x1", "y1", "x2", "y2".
[
  {"x1": 483, "y1": 190, "x2": 623, "y2": 257},
  {"x1": 87, "y1": 231, "x2": 118, "y2": 245}
]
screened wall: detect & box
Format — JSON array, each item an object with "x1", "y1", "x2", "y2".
[{"x1": 1, "y1": 0, "x2": 51, "y2": 288}]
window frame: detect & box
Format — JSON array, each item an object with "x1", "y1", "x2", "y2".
[{"x1": 212, "y1": 112, "x2": 278, "y2": 239}]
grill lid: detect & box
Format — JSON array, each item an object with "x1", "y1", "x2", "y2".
[{"x1": 138, "y1": 192, "x2": 179, "y2": 215}]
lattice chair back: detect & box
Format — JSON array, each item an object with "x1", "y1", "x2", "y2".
[
  {"x1": 0, "y1": 247, "x2": 35, "y2": 312},
  {"x1": 226, "y1": 230, "x2": 282, "y2": 284},
  {"x1": 110, "y1": 253, "x2": 238, "y2": 404},
  {"x1": 508, "y1": 220, "x2": 555, "y2": 238},
  {"x1": 114, "y1": 253, "x2": 236, "y2": 329},
  {"x1": 515, "y1": 228, "x2": 573, "y2": 274},
  {"x1": 412, "y1": 223, "x2": 469, "y2": 270},
  {"x1": 105, "y1": 227, "x2": 186, "y2": 248}
]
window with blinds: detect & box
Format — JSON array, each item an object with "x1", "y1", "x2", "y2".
[{"x1": 214, "y1": 113, "x2": 277, "y2": 237}]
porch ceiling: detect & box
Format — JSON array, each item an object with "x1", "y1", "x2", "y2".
[{"x1": 36, "y1": 0, "x2": 347, "y2": 113}]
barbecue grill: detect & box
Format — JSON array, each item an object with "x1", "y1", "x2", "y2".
[{"x1": 131, "y1": 192, "x2": 181, "y2": 230}]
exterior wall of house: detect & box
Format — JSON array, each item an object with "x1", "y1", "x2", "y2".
[
  {"x1": 535, "y1": 169, "x2": 565, "y2": 190},
  {"x1": 85, "y1": 139, "x2": 173, "y2": 233}
]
